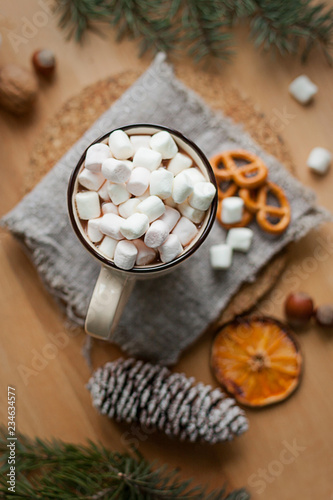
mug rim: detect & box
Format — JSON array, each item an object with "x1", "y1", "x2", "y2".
[{"x1": 67, "y1": 123, "x2": 218, "y2": 275}]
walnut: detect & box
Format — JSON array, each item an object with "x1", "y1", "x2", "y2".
[{"x1": 0, "y1": 64, "x2": 38, "y2": 115}]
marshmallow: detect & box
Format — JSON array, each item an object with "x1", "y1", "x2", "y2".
[
  {"x1": 210, "y1": 244, "x2": 233, "y2": 270},
  {"x1": 133, "y1": 147, "x2": 162, "y2": 171},
  {"x1": 184, "y1": 167, "x2": 206, "y2": 185},
  {"x1": 98, "y1": 182, "x2": 110, "y2": 201},
  {"x1": 87, "y1": 218, "x2": 103, "y2": 243},
  {"x1": 75, "y1": 192, "x2": 100, "y2": 220},
  {"x1": 114, "y1": 240, "x2": 138, "y2": 270},
  {"x1": 118, "y1": 198, "x2": 141, "y2": 218},
  {"x1": 137, "y1": 195, "x2": 165, "y2": 222},
  {"x1": 144, "y1": 220, "x2": 169, "y2": 248},
  {"x1": 107, "y1": 183, "x2": 130, "y2": 205},
  {"x1": 172, "y1": 216, "x2": 198, "y2": 246},
  {"x1": 120, "y1": 213, "x2": 149, "y2": 240},
  {"x1": 127, "y1": 167, "x2": 150, "y2": 196},
  {"x1": 149, "y1": 168, "x2": 174, "y2": 199},
  {"x1": 130, "y1": 134, "x2": 151, "y2": 152},
  {"x1": 159, "y1": 205, "x2": 181, "y2": 231},
  {"x1": 98, "y1": 236, "x2": 118, "y2": 259},
  {"x1": 108, "y1": 129, "x2": 134, "y2": 159},
  {"x1": 307, "y1": 147, "x2": 332, "y2": 175},
  {"x1": 99, "y1": 213, "x2": 124, "y2": 240},
  {"x1": 158, "y1": 234, "x2": 183, "y2": 263},
  {"x1": 150, "y1": 131, "x2": 178, "y2": 159},
  {"x1": 133, "y1": 239, "x2": 157, "y2": 266},
  {"x1": 221, "y1": 197, "x2": 244, "y2": 224},
  {"x1": 78, "y1": 168, "x2": 105, "y2": 191},
  {"x1": 189, "y1": 181, "x2": 216, "y2": 211},
  {"x1": 85, "y1": 143, "x2": 111, "y2": 172},
  {"x1": 168, "y1": 152, "x2": 193, "y2": 175},
  {"x1": 138, "y1": 189, "x2": 150, "y2": 202},
  {"x1": 101, "y1": 158, "x2": 132, "y2": 184},
  {"x1": 289, "y1": 75, "x2": 318, "y2": 105},
  {"x1": 102, "y1": 202, "x2": 118, "y2": 215},
  {"x1": 226, "y1": 228, "x2": 253, "y2": 253},
  {"x1": 172, "y1": 171, "x2": 194, "y2": 204},
  {"x1": 178, "y1": 200, "x2": 205, "y2": 224}
]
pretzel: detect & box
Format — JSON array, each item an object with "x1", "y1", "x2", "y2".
[
  {"x1": 239, "y1": 181, "x2": 291, "y2": 235},
  {"x1": 210, "y1": 150, "x2": 268, "y2": 189}
]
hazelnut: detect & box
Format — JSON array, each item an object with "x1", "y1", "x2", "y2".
[
  {"x1": 32, "y1": 49, "x2": 56, "y2": 77},
  {"x1": 284, "y1": 292, "x2": 314, "y2": 327},
  {"x1": 315, "y1": 305, "x2": 333, "y2": 328},
  {"x1": 0, "y1": 64, "x2": 38, "y2": 115}
]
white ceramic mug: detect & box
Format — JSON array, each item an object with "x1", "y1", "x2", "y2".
[{"x1": 68, "y1": 124, "x2": 217, "y2": 340}]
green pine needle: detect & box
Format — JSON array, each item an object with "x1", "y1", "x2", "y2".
[
  {"x1": 0, "y1": 426, "x2": 250, "y2": 499},
  {"x1": 55, "y1": 0, "x2": 333, "y2": 63}
]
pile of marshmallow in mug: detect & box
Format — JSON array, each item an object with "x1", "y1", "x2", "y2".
[{"x1": 75, "y1": 129, "x2": 219, "y2": 270}]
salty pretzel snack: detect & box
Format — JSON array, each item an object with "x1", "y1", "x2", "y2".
[
  {"x1": 210, "y1": 150, "x2": 268, "y2": 189},
  {"x1": 239, "y1": 181, "x2": 291, "y2": 235},
  {"x1": 210, "y1": 149, "x2": 291, "y2": 234}
]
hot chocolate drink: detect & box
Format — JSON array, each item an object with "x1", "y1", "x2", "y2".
[{"x1": 74, "y1": 128, "x2": 216, "y2": 270}]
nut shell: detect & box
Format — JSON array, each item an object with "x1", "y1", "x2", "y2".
[
  {"x1": 315, "y1": 305, "x2": 333, "y2": 328},
  {"x1": 0, "y1": 64, "x2": 38, "y2": 115},
  {"x1": 284, "y1": 292, "x2": 314, "y2": 326},
  {"x1": 32, "y1": 49, "x2": 56, "y2": 77}
]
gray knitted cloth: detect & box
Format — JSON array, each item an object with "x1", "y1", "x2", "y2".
[{"x1": 1, "y1": 53, "x2": 330, "y2": 365}]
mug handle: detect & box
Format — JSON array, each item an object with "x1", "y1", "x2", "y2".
[{"x1": 85, "y1": 266, "x2": 136, "y2": 340}]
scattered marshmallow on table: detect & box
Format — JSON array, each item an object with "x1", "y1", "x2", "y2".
[
  {"x1": 150, "y1": 168, "x2": 174, "y2": 199},
  {"x1": 98, "y1": 236, "x2": 118, "y2": 259},
  {"x1": 118, "y1": 198, "x2": 141, "y2": 218},
  {"x1": 172, "y1": 216, "x2": 198, "y2": 246},
  {"x1": 210, "y1": 244, "x2": 233, "y2": 270},
  {"x1": 172, "y1": 170, "x2": 194, "y2": 204},
  {"x1": 307, "y1": 147, "x2": 332, "y2": 175},
  {"x1": 189, "y1": 182, "x2": 216, "y2": 211},
  {"x1": 85, "y1": 143, "x2": 111, "y2": 172},
  {"x1": 120, "y1": 213, "x2": 149, "y2": 240},
  {"x1": 130, "y1": 135, "x2": 151, "y2": 153},
  {"x1": 98, "y1": 182, "x2": 110, "y2": 201},
  {"x1": 144, "y1": 220, "x2": 169, "y2": 248},
  {"x1": 99, "y1": 213, "x2": 124, "y2": 240},
  {"x1": 108, "y1": 129, "x2": 134, "y2": 159},
  {"x1": 168, "y1": 152, "x2": 192, "y2": 175},
  {"x1": 75, "y1": 191, "x2": 100, "y2": 220},
  {"x1": 221, "y1": 197, "x2": 244, "y2": 224},
  {"x1": 159, "y1": 234, "x2": 183, "y2": 263},
  {"x1": 226, "y1": 228, "x2": 253, "y2": 253},
  {"x1": 101, "y1": 158, "x2": 132, "y2": 184},
  {"x1": 289, "y1": 75, "x2": 318, "y2": 105},
  {"x1": 87, "y1": 218, "x2": 103, "y2": 243},
  {"x1": 102, "y1": 202, "x2": 118, "y2": 215},
  {"x1": 159, "y1": 206, "x2": 181, "y2": 231},
  {"x1": 178, "y1": 200, "x2": 205, "y2": 224},
  {"x1": 137, "y1": 195, "x2": 165, "y2": 222},
  {"x1": 133, "y1": 147, "x2": 162, "y2": 171},
  {"x1": 107, "y1": 183, "x2": 130, "y2": 205},
  {"x1": 78, "y1": 168, "x2": 105, "y2": 191},
  {"x1": 127, "y1": 167, "x2": 151, "y2": 196},
  {"x1": 150, "y1": 131, "x2": 178, "y2": 159},
  {"x1": 114, "y1": 240, "x2": 138, "y2": 270},
  {"x1": 133, "y1": 239, "x2": 157, "y2": 266}
]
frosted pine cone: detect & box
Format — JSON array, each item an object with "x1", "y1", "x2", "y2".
[{"x1": 87, "y1": 358, "x2": 248, "y2": 444}]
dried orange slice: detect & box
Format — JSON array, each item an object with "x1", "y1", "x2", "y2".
[{"x1": 211, "y1": 316, "x2": 302, "y2": 407}]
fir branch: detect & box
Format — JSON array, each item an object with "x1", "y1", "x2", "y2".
[
  {"x1": 55, "y1": 0, "x2": 333, "y2": 63},
  {"x1": 0, "y1": 426, "x2": 250, "y2": 500}
]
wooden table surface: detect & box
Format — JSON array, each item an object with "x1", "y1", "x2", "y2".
[{"x1": 1, "y1": 2, "x2": 333, "y2": 499}]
